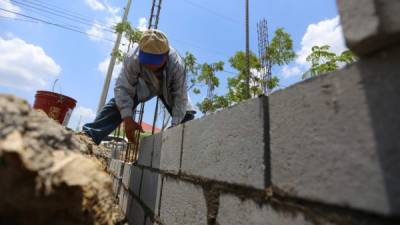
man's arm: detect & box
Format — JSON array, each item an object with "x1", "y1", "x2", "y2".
[
  {"x1": 114, "y1": 50, "x2": 139, "y2": 119},
  {"x1": 114, "y1": 49, "x2": 143, "y2": 141},
  {"x1": 169, "y1": 53, "x2": 189, "y2": 126}
]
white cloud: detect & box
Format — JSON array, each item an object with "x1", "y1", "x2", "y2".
[
  {"x1": 296, "y1": 16, "x2": 347, "y2": 67},
  {"x1": 73, "y1": 106, "x2": 97, "y2": 120},
  {"x1": 70, "y1": 106, "x2": 97, "y2": 130},
  {"x1": 0, "y1": 0, "x2": 21, "y2": 18},
  {"x1": 280, "y1": 16, "x2": 348, "y2": 80},
  {"x1": 86, "y1": 12, "x2": 121, "y2": 43},
  {"x1": 0, "y1": 35, "x2": 61, "y2": 91},
  {"x1": 138, "y1": 17, "x2": 148, "y2": 31},
  {"x1": 84, "y1": 0, "x2": 105, "y2": 11},
  {"x1": 281, "y1": 65, "x2": 301, "y2": 78},
  {"x1": 98, "y1": 56, "x2": 122, "y2": 79},
  {"x1": 86, "y1": 24, "x2": 107, "y2": 41}
]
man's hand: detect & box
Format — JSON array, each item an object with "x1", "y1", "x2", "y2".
[{"x1": 123, "y1": 117, "x2": 144, "y2": 143}]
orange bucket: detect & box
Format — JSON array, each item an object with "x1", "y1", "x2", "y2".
[{"x1": 33, "y1": 90, "x2": 77, "y2": 126}]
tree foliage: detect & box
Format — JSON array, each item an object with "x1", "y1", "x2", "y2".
[
  {"x1": 112, "y1": 22, "x2": 143, "y2": 62},
  {"x1": 229, "y1": 51, "x2": 260, "y2": 100},
  {"x1": 196, "y1": 62, "x2": 224, "y2": 113},
  {"x1": 265, "y1": 28, "x2": 296, "y2": 66},
  {"x1": 183, "y1": 28, "x2": 297, "y2": 115},
  {"x1": 224, "y1": 27, "x2": 295, "y2": 106},
  {"x1": 302, "y1": 45, "x2": 357, "y2": 79},
  {"x1": 183, "y1": 52, "x2": 199, "y2": 93},
  {"x1": 182, "y1": 52, "x2": 226, "y2": 114}
]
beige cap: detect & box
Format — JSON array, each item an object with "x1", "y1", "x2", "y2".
[{"x1": 139, "y1": 29, "x2": 170, "y2": 54}]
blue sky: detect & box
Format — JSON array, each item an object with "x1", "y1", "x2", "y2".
[{"x1": 0, "y1": 0, "x2": 346, "y2": 130}]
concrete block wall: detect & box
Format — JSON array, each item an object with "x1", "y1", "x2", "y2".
[{"x1": 106, "y1": 1, "x2": 400, "y2": 224}]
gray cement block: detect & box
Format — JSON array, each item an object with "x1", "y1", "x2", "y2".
[
  {"x1": 113, "y1": 160, "x2": 123, "y2": 177},
  {"x1": 270, "y1": 45, "x2": 400, "y2": 215},
  {"x1": 118, "y1": 188, "x2": 130, "y2": 215},
  {"x1": 108, "y1": 159, "x2": 114, "y2": 173},
  {"x1": 127, "y1": 198, "x2": 145, "y2": 225},
  {"x1": 337, "y1": 0, "x2": 400, "y2": 56},
  {"x1": 153, "y1": 126, "x2": 183, "y2": 174},
  {"x1": 122, "y1": 163, "x2": 132, "y2": 188},
  {"x1": 150, "y1": 133, "x2": 162, "y2": 168},
  {"x1": 160, "y1": 177, "x2": 207, "y2": 225},
  {"x1": 112, "y1": 177, "x2": 119, "y2": 194},
  {"x1": 140, "y1": 169, "x2": 162, "y2": 214},
  {"x1": 110, "y1": 159, "x2": 118, "y2": 174},
  {"x1": 138, "y1": 136, "x2": 154, "y2": 167},
  {"x1": 129, "y1": 165, "x2": 143, "y2": 197},
  {"x1": 181, "y1": 97, "x2": 268, "y2": 189},
  {"x1": 218, "y1": 194, "x2": 316, "y2": 225}
]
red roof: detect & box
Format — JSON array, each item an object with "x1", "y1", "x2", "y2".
[{"x1": 141, "y1": 121, "x2": 161, "y2": 133}]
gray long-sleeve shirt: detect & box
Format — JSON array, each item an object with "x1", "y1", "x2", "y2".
[{"x1": 114, "y1": 46, "x2": 189, "y2": 126}]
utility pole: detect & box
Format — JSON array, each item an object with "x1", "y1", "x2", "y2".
[
  {"x1": 97, "y1": 0, "x2": 132, "y2": 112},
  {"x1": 245, "y1": 0, "x2": 251, "y2": 99}
]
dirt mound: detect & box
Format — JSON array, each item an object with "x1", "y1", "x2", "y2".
[{"x1": 0, "y1": 95, "x2": 122, "y2": 225}]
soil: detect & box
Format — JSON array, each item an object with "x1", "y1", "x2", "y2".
[{"x1": 0, "y1": 95, "x2": 124, "y2": 225}]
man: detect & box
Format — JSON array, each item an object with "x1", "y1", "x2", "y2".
[{"x1": 82, "y1": 29, "x2": 195, "y2": 145}]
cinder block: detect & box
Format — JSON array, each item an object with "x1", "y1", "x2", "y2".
[
  {"x1": 181, "y1": 97, "x2": 268, "y2": 189},
  {"x1": 218, "y1": 194, "x2": 316, "y2": 225},
  {"x1": 112, "y1": 177, "x2": 119, "y2": 194},
  {"x1": 150, "y1": 133, "x2": 162, "y2": 168},
  {"x1": 129, "y1": 165, "x2": 143, "y2": 197},
  {"x1": 140, "y1": 169, "x2": 162, "y2": 214},
  {"x1": 111, "y1": 159, "x2": 118, "y2": 174},
  {"x1": 270, "y1": 46, "x2": 400, "y2": 215},
  {"x1": 153, "y1": 126, "x2": 182, "y2": 174},
  {"x1": 337, "y1": 0, "x2": 400, "y2": 56},
  {"x1": 114, "y1": 160, "x2": 123, "y2": 177},
  {"x1": 160, "y1": 177, "x2": 207, "y2": 225},
  {"x1": 118, "y1": 188, "x2": 130, "y2": 215},
  {"x1": 127, "y1": 198, "x2": 145, "y2": 225},
  {"x1": 122, "y1": 163, "x2": 132, "y2": 188},
  {"x1": 108, "y1": 159, "x2": 115, "y2": 173},
  {"x1": 138, "y1": 136, "x2": 154, "y2": 167}
]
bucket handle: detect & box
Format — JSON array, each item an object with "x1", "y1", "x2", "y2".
[{"x1": 52, "y1": 79, "x2": 64, "y2": 103}]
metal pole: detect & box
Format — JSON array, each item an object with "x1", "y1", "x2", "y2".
[
  {"x1": 245, "y1": 0, "x2": 250, "y2": 99},
  {"x1": 97, "y1": 0, "x2": 132, "y2": 112}
]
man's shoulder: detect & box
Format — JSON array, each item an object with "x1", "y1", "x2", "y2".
[
  {"x1": 124, "y1": 45, "x2": 141, "y2": 71},
  {"x1": 167, "y1": 47, "x2": 184, "y2": 68}
]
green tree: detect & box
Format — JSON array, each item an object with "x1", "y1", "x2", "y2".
[
  {"x1": 224, "y1": 28, "x2": 295, "y2": 106},
  {"x1": 262, "y1": 27, "x2": 296, "y2": 92},
  {"x1": 225, "y1": 51, "x2": 261, "y2": 105},
  {"x1": 302, "y1": 45, "x2": 357, "y2": 79},
  {"x1": 113, "y1": 21, "x2": 143, "y2": 62},
  {"x1": 266, "y1": 28, "x2": 296, "y2": 66},
  {"x1": 196, "y1": 62, "x2": 224, "y2": 114},
  {"x1": 183, "y1": 52, "x2": 201, "y2": 94}
]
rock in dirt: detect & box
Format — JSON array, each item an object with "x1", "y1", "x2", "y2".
[{"x1": 0, "y1": 95, "x2": 122, "y2": 225}]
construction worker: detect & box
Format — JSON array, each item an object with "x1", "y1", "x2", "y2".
[{"x1": 82, "y1": 29, "x2": 195, "y2": 145}]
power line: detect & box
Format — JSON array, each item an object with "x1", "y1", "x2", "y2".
[
  {"x1": 0, "y1": 8, "x2": 115, "y2": 42},
  {"x1": 182, "y1": 0, "x2": 240, "y2": 24},
  {"x1": 11, "y1": 0, "x2": 115, "y2": 33},
  {"x1": 29, "y1": 0, "x2": 98, "y2": 23},
  {"x1": 0, "y1": 8, "x2": 235, "y2": 66},
  {"x1": 8, "y1": 4, "x2": 93, "y2": 33},
  {"x1": 0, "y1": 14, "x2": 38, "y2": 23}
]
